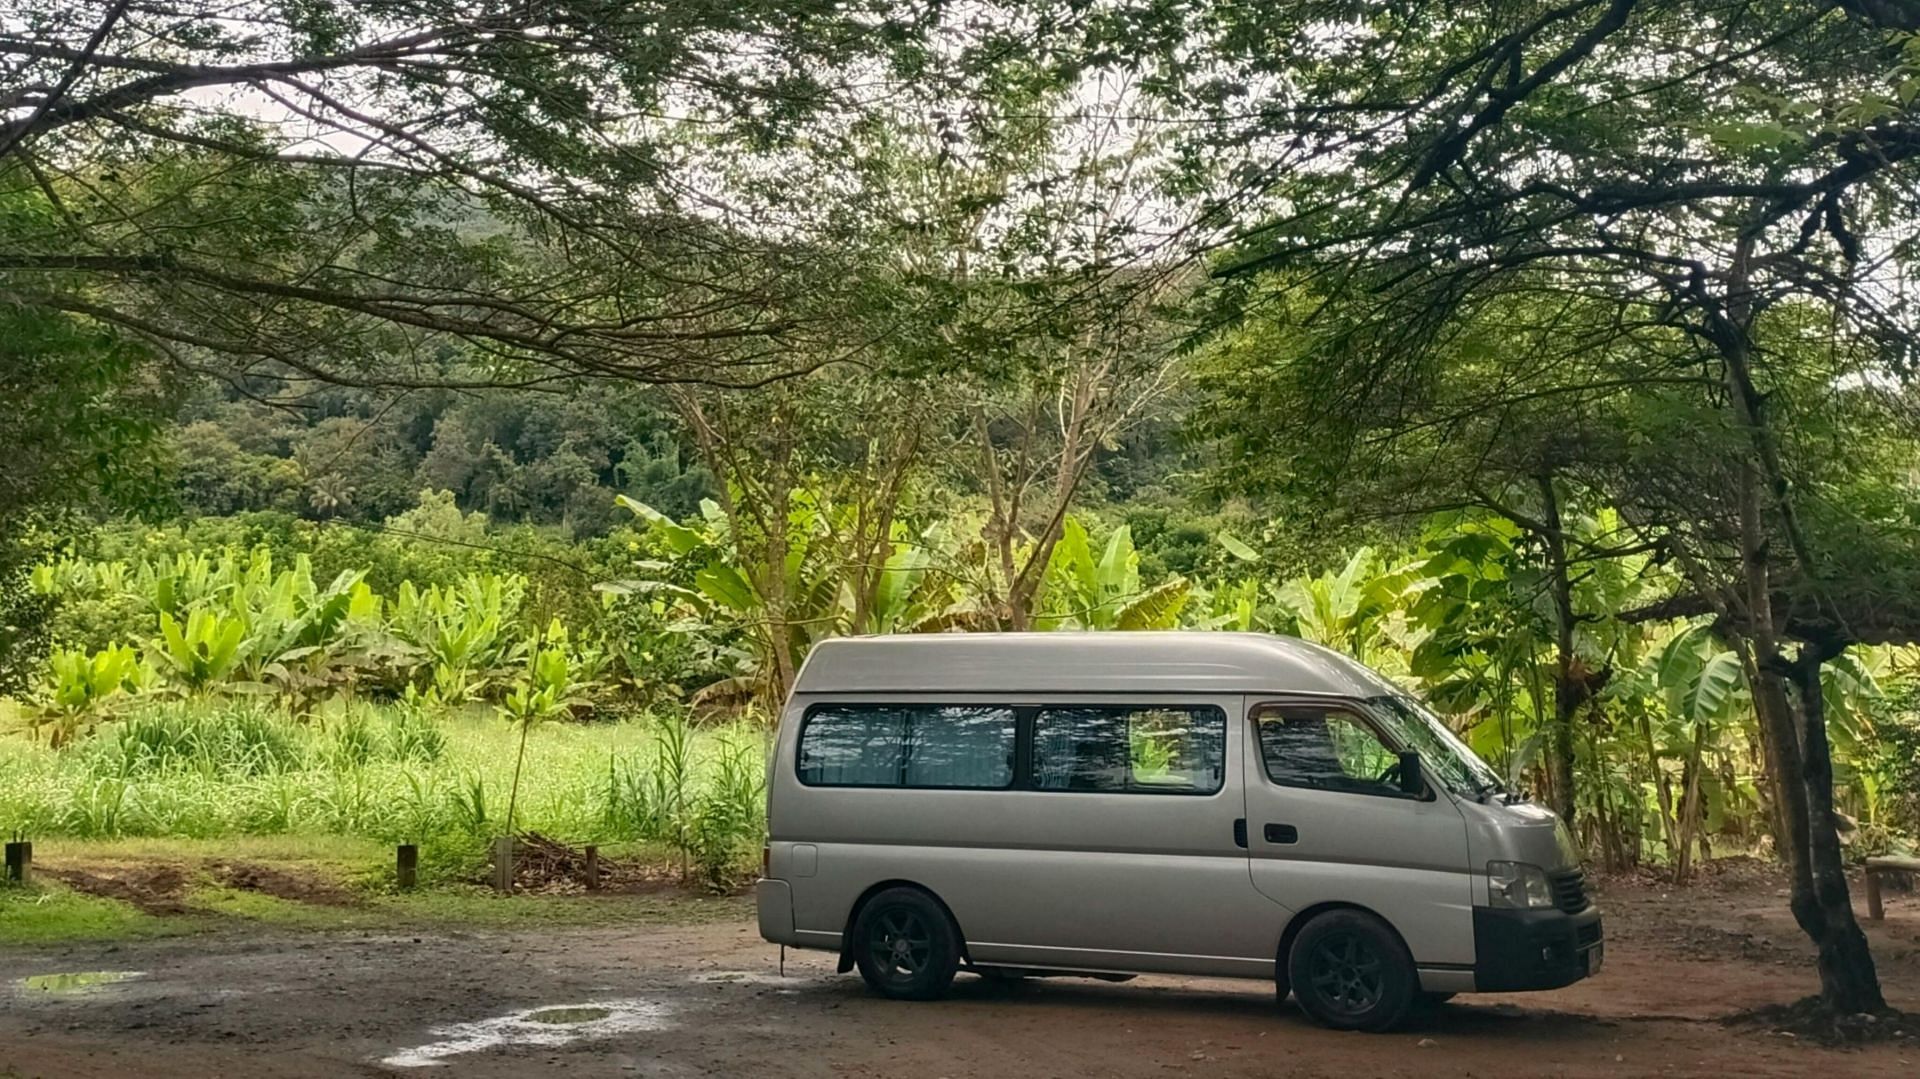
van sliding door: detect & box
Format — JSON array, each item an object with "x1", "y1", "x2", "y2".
[
  {"x1": 1240, "y1": 698, "x2": 1476, "y2": 971},
  {"x1": 947, "y1": 696, "x2": 1278, "y2": 977}
]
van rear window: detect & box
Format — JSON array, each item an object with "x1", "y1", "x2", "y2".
[
  {"x1": 1033, "y1": 706, "x2": 1226, "y2": 794},
  {"x1": 797, "y1": 705, "x2": 1016, "y2": 789}
]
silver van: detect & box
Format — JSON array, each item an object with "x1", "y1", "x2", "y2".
[{"x1": 756, "y1": 632, "x2": 1601, "y2": 1031}]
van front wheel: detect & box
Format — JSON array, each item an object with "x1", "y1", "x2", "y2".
[
  {"x1": 1287, "y1": 910, "x2": 1417, "y2": 1032},
  {"x1": 851, "y1": 887, "x2": 960, "y2": 1001}
]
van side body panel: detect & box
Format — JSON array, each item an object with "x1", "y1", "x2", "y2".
[{"x1": 770, "y1": 691, "x2": 1284, "y2": 976}]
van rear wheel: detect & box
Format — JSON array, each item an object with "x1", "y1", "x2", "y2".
[
  {"x1": 1287, "y1": 910, "x2": 1417, "y2": 1032},
  {"x1": 852, "y1": 887, "x2": 960, "y2": 1001}
]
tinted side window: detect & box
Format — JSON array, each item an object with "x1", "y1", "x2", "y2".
[
  {"x1": 798, "y1": 705, "x2": 1015, "y2": 789},
  {"x1": 1255, "y1": 705, "x2": 1402, "y2": 796},
  {"x1": 1032, "y1": 706, "x2": 1225, "y2": 794}
]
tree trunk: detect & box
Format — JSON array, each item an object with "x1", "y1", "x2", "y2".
[
  {"x1": 1003, "y1": 371, "x2": 1096, "y2": 630},
  {"x1": 1673, "y1": 721, "x2": 1708, "y2": 884},
  {"x1": 1639, "y1": 707, "x2": 1681, "y2": 864},
  {"x1": 973, "y1": 408, "x2": 1024, "y2": 630},
  {"x1": 1788, "y1": 646, "x2": 1885, "y2": 1013},
  {"x1": 1536, "y1": 473, "x2": 1580, "y2": 831},
  {"x1": 1734, "y1": 511, "x2": 1820, "y2": 937},
  {"x1": 758, "y1": 480, "x2": 796, "y2": 704},
  {"x1": 1707, "y1": 232, "x2": 1883, "y2": 1013}
]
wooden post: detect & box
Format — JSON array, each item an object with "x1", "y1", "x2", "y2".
[
  {"x1": 584, "y1": 845, "x2": 600, "y2": 891},
  {"x1": 396, "y1": 844, "x2": 418, "y2": 891},
  {"x1": 491, "y1": 836, "x2": 515, "y2": 894},
  {"x1": 3, "y1": 840, "x2": 29, "y2": 886},
  {"x1": 1867, "y1": 868, "x2": 1884, "y2": 921}
]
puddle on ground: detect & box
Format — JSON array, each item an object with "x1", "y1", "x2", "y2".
[
  {"x1": 19, "y1": 971, "x2": 144, "y2": 994},
  {"x1": 380, "y1": 998, "x2": 671, "y2": 1068},
  {"x1": 526, "y1": 1006, "x2": 612, "y2": 1025}
]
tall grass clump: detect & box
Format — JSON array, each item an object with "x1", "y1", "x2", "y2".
[
  {"x1": 87, "y1": 701, "x2": 307, "y2": 778},
  {"x1": 596, "y1": 712, "x2": 766, "y2": 889},
  {"x1": 0, "y1": 696, "x2": 771, "y2": 885}
]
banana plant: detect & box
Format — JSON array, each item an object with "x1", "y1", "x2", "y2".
[
  {"x1": 139, "y1": 550, "x2": 229, "y2": 616},
  {"x1": 390, "y1": 573, "x2": 527, "y2": 701},
  {"x1": 609, "y1": 494, "x2": 956, "y2": 704},
  {"x1": 152, "y1": 608, "x2": 249, "y2": 690},
  {"x1": 1186, "y1": 535, "x2": 1287, "y2": 632},
  {"x1": 1035, "y1": 518, "x2": 1190, "y2": 630},
  {"x1": 1645, "y1": 622, "x2": 1757, "y2": 879},
  {"x1": 1275, "y1": 545, "x2": 1425, "y2": 664},
  {"x1": 230, "y1": 555, "x2": 368, "y2": 682},
  {"x1": 30, "y1": 556, "x2": 131, "y2": 601},
  {"x1": 33, "y1": 644, "x2": 151, "y2": 746},
  {"x1": 498, "y1": 621, "x2": 597, "y2": 833}
]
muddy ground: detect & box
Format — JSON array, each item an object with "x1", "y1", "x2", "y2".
[{"x1": 3, "y1": 866, "x2": 1918, "y2": 1078}]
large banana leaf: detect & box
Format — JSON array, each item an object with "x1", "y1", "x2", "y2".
[
  {"x1": 695, "y1": 563, "x2": 758, "y2": 612},
  {"x1": 1689, "y1": 651, "x2": 1746, "y2": 725},
  {"x1": 1116, "y1": 578, "x2": 1191, "y2": 630}
]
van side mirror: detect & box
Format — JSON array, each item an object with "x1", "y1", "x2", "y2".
[{"x1": 1397, "y1": 751, "x2": 1423, "y2": 796}]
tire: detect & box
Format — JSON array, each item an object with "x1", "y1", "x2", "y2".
[
  {"x1": 851, "y1": 887, "x2": 960, "y2": 1001},
  {"x1": 1286, "y1": 910, "x2": 1418, "y2": 1032}
]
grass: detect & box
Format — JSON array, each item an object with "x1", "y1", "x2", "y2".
[
  {"x1": 33, "y1": 833, "x2": 390, "y2": 869},
  {"x1": 0, "y1": 880, "x2": 752, "y2": 946},
  {"x1": 0, "y1": 881, "x2": 160, "y2": 945},
  {"x1": 0, "y1": 697, "x2": 769, "y2": 944},
  {"x1": 0, "y1": 697, "x2": 768, "y2": 882}
]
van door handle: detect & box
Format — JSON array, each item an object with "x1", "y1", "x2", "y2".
[
  {"x1": 1264, "y1": 823, "x2": 1299, "y2": 844},
  {"x1": 1233, "y1": 818, "x2": 1248, "y2": 849}
]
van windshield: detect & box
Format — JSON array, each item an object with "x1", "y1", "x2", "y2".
[{"x1": 1367, "y1": 695, "x2": 1506, "y2": 800}]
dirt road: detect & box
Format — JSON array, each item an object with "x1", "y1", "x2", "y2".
[{"x1": 3, "y1": 875, "x2": 1917, "y2": 1078}]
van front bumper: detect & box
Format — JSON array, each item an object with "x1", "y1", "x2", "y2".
[
  {"x1": 756, "y1": 878, "x2": 794, "y2": 945},
  {"x1": 1473, "y1": 905, "x2": 1603, "y2": 992}
]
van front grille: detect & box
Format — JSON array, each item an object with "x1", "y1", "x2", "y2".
[{"x1": 1549, "y1": 869, "x2": 1590, "y2": 914}]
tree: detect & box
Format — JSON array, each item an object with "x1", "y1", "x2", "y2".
[
  {"x1": 819, "y1": 72, "x2": 1192, "y2": 629},
  {"x1": 0, "y1": 304, "x2": 169, "y2": 690},
  {"x1": 171, "y1": 420, "x2": 304, "y2": 516},
  {"x1": 1160, "y1": 0, "x2": 1920, "y2": 1013},
  {"x1": 1197, "y1": 283, "x2": 1678, "y2": 828},
  {"x1": 292, "y1": 417, "x2": 419, "y2": 521},
  {"x1": 671, "y1": 368, "x2": 934, "y2": 702},
  {"x1": 0, "y1": 1, "x2": 936, "y2": 396}
]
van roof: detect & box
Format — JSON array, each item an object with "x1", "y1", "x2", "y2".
[{"x1": 791, "y1": 632, "x2": 1404, "y2": 698}]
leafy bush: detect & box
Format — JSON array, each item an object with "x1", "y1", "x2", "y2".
[
  {"x1": 1863, "y1": 693, "x2": 1920, "y2": 846},
  {"x1": 32, "y1": 644, "x2": 149, "y2": 745}
]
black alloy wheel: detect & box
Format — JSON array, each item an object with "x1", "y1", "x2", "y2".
[
  {"x1": 1286, "y1": 909, "x2": 1418, "y2": 1031},
  {"x1": 850, "y1": 887, "x2": 960, "y2": 1000},
  {"x1": 1307, "y1": 930, "x2": 1386, "y2": 1016}
]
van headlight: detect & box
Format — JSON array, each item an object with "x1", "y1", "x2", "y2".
[{"x1": 1487, "y1": 861, "x2": 1555, "y2": 909}]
